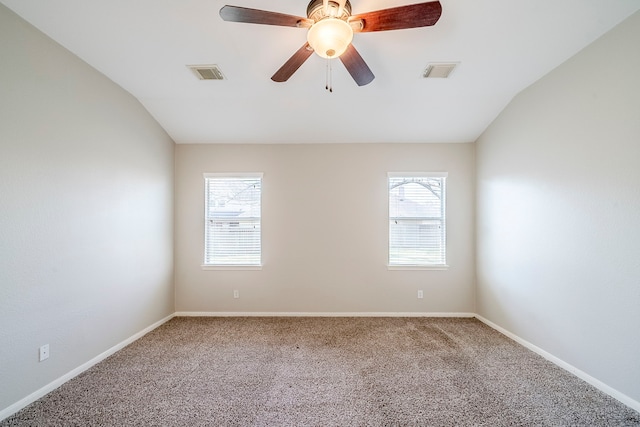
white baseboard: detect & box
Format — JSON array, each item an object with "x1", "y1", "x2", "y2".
[
  {"x1": 474, "y1": 314, "x2": 640, "y2": 413},
  {"x1": 175, "y1": 311, "x2": 476, "y2": 318},
  {"x1": 0, "y1": 313, "x2": 175, "y2": 422}
]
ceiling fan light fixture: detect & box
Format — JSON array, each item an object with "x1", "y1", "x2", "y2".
[
  {"x1": 219, "y1": 0, "x2": 442, "y2": 85},
  {"x1": 307, "y1": 18, "x2": 353, "y2": 58}
]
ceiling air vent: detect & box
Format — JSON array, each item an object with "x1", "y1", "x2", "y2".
[
  {"x1": 423, "y1": 62, "x2": 458, "y2": 79},
  {"x1": 188, "y1": 65, "x2": 225, "y2": 80}
]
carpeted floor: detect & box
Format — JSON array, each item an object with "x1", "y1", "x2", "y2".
[{"x1": 2, "y1": 317, "x2": 639, "y2": 426}]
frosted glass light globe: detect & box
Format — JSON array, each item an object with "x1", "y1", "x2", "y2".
[{"x1": 307, "y1": 18, "x2": 353, "y2": 59}]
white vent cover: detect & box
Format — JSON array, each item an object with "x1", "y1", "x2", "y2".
[
  {"x1": 188, "y1": 65, "x2": 225, "y2": 80},
  {"x1": 423, "y1": 63, "x2": 458, "y2": 79}
]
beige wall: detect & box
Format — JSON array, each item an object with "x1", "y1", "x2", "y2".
[
  {"x1": 175, "y1": 143, "x2": 475, "y2": 314},
  {"x1": 0, "y1": 5, "x2": 175, "y2": 413},
  {"x1": 476, "y1": 11, "x2": 640, "y2": 405}
]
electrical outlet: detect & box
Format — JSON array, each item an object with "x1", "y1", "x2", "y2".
[
  {"x1": 39, "y1": 344, "x2": 49, "y2": 362},
  {"x1": 417, "y1": 290, "x2": 424, "y2": 299},
  {"x1": 233, "y1": 290, "x2": 239, "y2": 299}
]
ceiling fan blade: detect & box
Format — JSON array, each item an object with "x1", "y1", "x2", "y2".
[
  {"x1": 271, "y1": 43, "x2": 314, "y2": 82},
  {"x1": 220, "y1": 5, "x2": 311, "y2": 28},
  {"x1": 339, "y1": 44, "x2": 375, "y2": 86},
  {"x1": 349, "y1": 1, "x2": 442, "y2": 32}
]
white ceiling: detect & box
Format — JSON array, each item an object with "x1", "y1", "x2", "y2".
[{"x1": 3, "y1": 0, "x2": 639, "y2": 144}]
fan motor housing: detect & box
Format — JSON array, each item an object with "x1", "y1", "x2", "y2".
[{"x1": 307, "y1": 0, "x2": 352, "y2": 21}]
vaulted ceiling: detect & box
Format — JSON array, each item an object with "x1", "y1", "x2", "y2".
[{"x1": 3, "y1": 0, "x2": 639, "y2": 144}]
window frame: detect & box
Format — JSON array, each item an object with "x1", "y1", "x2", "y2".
[
  {"x1": 387, "y1": 172, "x2": 448, "y2": 270},
  {"x1": 201, "y1": 173, "x2": 263, "y2": 270}
]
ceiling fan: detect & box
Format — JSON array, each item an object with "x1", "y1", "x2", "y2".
[{"x1": 219, "y1": 0, "x2": 442, "y2": 87}]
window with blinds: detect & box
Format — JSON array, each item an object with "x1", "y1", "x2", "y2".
[
  {"x1": 204, "y1": 174, "x2": 262, "y2": 266},
  {"x1": 388, "y1": 173, "x2": 447, "y2": 267}
]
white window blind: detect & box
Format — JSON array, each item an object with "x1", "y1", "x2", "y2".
[
  {"x1": 388, "y1": 173, "x2": 447, "y2": 267},
  {"x1": 204, "y1": 174, "x2": 262, "y2": 266}
]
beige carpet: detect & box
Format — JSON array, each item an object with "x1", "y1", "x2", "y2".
[{"x1": 2, "y1": 317, "x2": 639, "y2": 426}]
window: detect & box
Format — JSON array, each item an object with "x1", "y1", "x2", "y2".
[
  {"x1": 204, "y1": 174, "x2": 262, "y2": 267},
  {"x1": 388, "y1": 173, "x2": 447, "y2": 267}
]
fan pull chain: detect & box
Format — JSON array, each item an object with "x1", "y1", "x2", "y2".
[
  {"x1": 325, "y1": 57, "x2": 333, "y2": 93},
  {"x1": 325, "y1": 57, "x2": 330, "y2": 92}
]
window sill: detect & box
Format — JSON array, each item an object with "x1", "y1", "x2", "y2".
[
  {"x1": 388, "y1": 265, "x2": 449, "y2": 271},
  {"x1": 201, "y1": 265, "x2": 262, "y2": 271}
]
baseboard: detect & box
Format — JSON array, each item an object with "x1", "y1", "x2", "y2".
[
  {"x1": 175, "y1": 311, "x2": 476, "y2": 318},
  {"x1": 474, "y1": 314, "x2": 640, "y2": 413},
  {"x1": 0, "y1": 313, "x2": 175, "y2": 422}
]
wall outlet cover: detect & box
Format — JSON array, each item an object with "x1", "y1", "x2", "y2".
[{"x1": 39, "y1": 344, "x2": 49, "y2": 362}]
